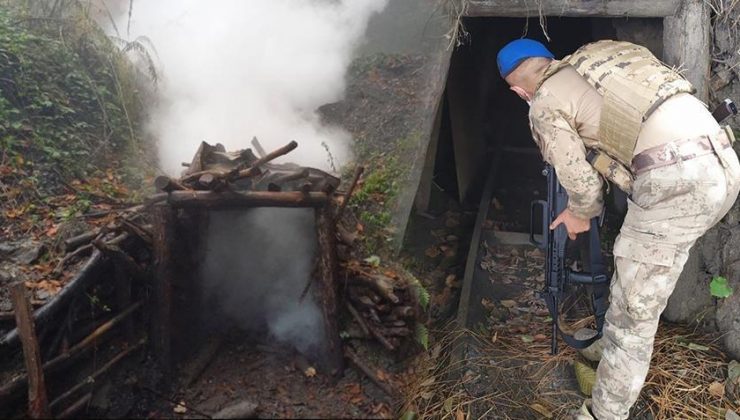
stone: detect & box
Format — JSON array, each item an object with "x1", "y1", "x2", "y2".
[
  {"x1": 0, "y1": 240, "x2": 45, "y2": 265},
  {"x1": 664, "y1": 244, "x2": 714, "y2": 323},
  {"x1": 722, "y1": 226, "x2": 740, "y2": 267},
  {"x1": 717, "y1": 261, "x2": 740, "y2": 359}
]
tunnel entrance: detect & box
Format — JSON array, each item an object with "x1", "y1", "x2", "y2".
[
  {"x1": 431, "y1": 15, "x2": 664, "y2": 337},
  {"x1": 422, "y1": 16, "x2": 663, "y2": 230}
]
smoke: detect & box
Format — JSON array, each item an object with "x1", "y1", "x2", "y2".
[
  {"x1": 113, "y1": 0, "x2": 388, "y2": 174},
  {"x1": 201, "y1": 209, "x2": 324, "y2": 354},
  {"x1": 104, "y1": 1, "x2": 389, "y2": 358}
]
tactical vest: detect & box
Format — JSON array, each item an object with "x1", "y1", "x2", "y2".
[{"x1": 560, "y1": 40, "x2": 696, "y2": 165}]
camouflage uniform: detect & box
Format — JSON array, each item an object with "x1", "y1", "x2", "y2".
[{"x1": 530, "y1": 62, "x2": 740, "y2": 420}]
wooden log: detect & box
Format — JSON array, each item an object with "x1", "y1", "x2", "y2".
[
  {"x1": 1, "y1": 250, "x2": 107, "y2": 349},
  {"x1": 335, "y1": 165, "x2": 364, "y2": 222},
  {"x1": 167, "y1": 190, "x2": 329, "y2": 209},
  {"x1": 154, "y1": 175, "x2": 187, "y2": 192},
  {"x1": 119, "y1": 219, "x2": 153, "y2": 245},
  {"x1": 11, "y1": 283, "x2": 50, "y2": 418},
  {"x1": 92, "y1": 240, "x2": 146, "y2": 282},
  {"x1": 0, "y1": 301, "x2": 143, "y2": 404},
  {"x1": 49, "y1": 337, "x2": 146, "y2": 412},
  {"x1": 380, "y1": 327, "x2": 411, "y2": 337},
  {"x1": 663, "y1": 0, "x2": 711, "y2": 101},
  {"x1": 55, "y1": 392, "x2": 91, "y2": 419},
  {"x1": 232, "y1": 140, "x2": 298, "y2": 177},
  {"x1": 53, "y1": 244, "x2": 93, "y2": 275},
  {"x1": 251, "y1": 136, "x2": 267, "y2": 158},
  {"x1": 144, "y1": 193, "x2": 168, "y2": 208},
  {"x1": 346, "y1": 270, "x2": 400, "y2": 304},
  {"x1": 152, "y1": 205, "x2": 175, "y2": 377},
  {"x1": 63, "y1": 230, "x2": 99, "y2": 252},
  {"x1": 344, "y1": 347, "x2": 395, "y2": 396},
  {"x1": 464, "y1": 0, "x2": 681, "y2": 17},
  {"x1": 267, "y1": 168, "x2": 310, "y2": 191},
  {"x1": 345, "y1": 301, "x2": 371, "y2": 337},
  {"x1": 313, "y1": 205, "x2": 344, "y2": 375},
  {"x1": 198, "y1": 173, "x2": 226, "y2": 191}
]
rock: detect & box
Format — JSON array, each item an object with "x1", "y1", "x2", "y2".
[
  {"x1": 211, "y1": 400, "x2": 258, "y2": 419},
  {"x1": 717, "y1": 262, "x2": 740, "y2": 360},
  {"x1": 0, "y1": 240, "x2": 45, "y2": 265},
  {"x1": 663, "y1": 244, "x2": 714, "y2": 323},
  {"x1": 722, "y1": 226, "x2": 740, "y2": 267}
]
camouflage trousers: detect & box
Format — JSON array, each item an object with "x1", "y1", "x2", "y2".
[{"x1": 591, "y1": 131, "x2": 740, "y2": 420}]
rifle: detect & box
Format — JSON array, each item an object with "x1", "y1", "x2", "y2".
[{"x1": 530, "y1": 165, "x2": 610, "y2": 355}]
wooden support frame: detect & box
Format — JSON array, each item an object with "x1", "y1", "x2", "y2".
[
  {"x1": 151, "y1": 205, "x2": 176, "y2": 377},
  {"x1": 663, "y1": 0, "x2": 711, "y2": 101},
  {"x1": 150, "y1": 196, "x2": 344, "y2": 377},
  {"x1": 11, "y1": 283, "x2": 50, "y2": 418},
  {"x1": 464, "y1": 0, "x2": 682, "y2": 17},
  {"x1": 313, "y1": 205, "x2": 344, "y2": 375}
]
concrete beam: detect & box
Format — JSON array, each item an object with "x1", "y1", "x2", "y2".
[
  {"x1": 663, "y1": 0, "x2": 711, "y2": 102},
  {"x1": 464, "y1": 0, "x2": 681, "y2": 17}
]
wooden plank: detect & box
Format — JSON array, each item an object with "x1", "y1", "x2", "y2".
[
  {"x1": 414, "y1": 94, "x2": 444, "y2": 214},
  {"x1": 465, "y1": 0, "x2": 681, "y2": 17},
  {"x1": 663, "y1": 0, "x2": 711, "y2": 101},
  {"x1": 11, "y1": 283, "x2": 50, "y2": 419},
  {"x1": 313, "y1": 206, "x2": 344, "y2": 375},
  {"x1": 152, "y1": 205, "x2": 176, "y2": 377},
  {"x1": 167, "y1": 191, "x2": 329, "y2": 209}
]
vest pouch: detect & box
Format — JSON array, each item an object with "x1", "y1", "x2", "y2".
[{"x1": 586, "y1": 149, "x2": 634, "y2": 194}]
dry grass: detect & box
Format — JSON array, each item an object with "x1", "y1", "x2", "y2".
[{"x1": 402, "y1": 322, "x2": 738, "y2": 419}]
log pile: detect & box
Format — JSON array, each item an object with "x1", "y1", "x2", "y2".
[
  {"x1": 0, "y1": 138, "x2": 426, "y2": 416},
  {"x1": 154, "y1": 138, "x2": 340, "y2": 196},
  {"x1": 0, "y1": 205, "x2": 152, "y2": 418}
]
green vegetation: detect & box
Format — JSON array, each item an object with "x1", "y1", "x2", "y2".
[
  {"x1": 0, "y1": 1, "x2": 155, "y2": 236},
  {"x1": 710, "y1": 275, "x2": 733, "y2": 298}
]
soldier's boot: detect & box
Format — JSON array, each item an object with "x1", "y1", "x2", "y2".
[
  {"x1": 575, "y1": 399, "x2": 597, "y2": 420},
  {"x1": 574, "y1": 328, "x2": 605, "y2": 362}
]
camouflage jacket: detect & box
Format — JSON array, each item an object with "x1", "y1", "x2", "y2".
[{"x1": 529, "y1": 61, "x2": 604, "y2": 219}]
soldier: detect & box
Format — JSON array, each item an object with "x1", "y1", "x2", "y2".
[{"x1": 497, "y1": 38, "x2": 740, "y2": 419}]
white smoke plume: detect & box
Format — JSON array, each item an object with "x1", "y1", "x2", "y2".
[
  {"x1": 112, "y1": 0, "x2": 388, "y2": 174},
  {"x1": 201, "y1": 209, "x2": 324, "y2": 355},
  {"x1": 104, "y1": 0, "x2": 388, "y2": 360}
]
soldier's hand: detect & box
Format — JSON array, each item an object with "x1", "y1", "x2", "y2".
[{"x1": 550, "y1": 208, "x2": 590, "y2": 240}]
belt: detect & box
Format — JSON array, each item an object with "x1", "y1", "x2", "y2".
[{"x1": 631, "y1": 131, "x2": 732, "y2": 175}]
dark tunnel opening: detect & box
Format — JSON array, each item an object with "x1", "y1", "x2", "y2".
[{"x1": 429, "y1": 16, "x2": 663, "y2": 232}]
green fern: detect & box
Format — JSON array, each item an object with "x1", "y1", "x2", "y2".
[
  {"x1": 415, "y1": 323, "x2": 429, "y2": 350},
  {"x1": 409, "y1": 275, "x2": 430, "y2": 310}
]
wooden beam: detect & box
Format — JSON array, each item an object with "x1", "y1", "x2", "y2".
[
  {"x1": 11, "y1": 283, "x2": 50, "y2": 419},
  {"x1": 464, "y1": 0, "x2": 681, "y2": 17},
  {"x1": 167, "y1": 191, "x2": 329, "y2": 209},
  {"x1": 152, "y1": 205, "x2": 176, "y2": 378},
  {"x1": 663, "y1": 0, "x2": 711, "y2": 101},
  {"x1": 313, "y1": 206, "x2": 344, "y2": 375}
]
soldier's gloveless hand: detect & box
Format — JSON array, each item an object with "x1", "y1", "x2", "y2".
[{"x1": 550, "y1": 208, "x2": 591, "y2": 240}]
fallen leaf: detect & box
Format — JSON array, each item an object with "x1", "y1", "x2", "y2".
[
  {"x1": 455, "y1": 407, "x2": 466, "y2": 420},
  {"x1": 173, "y1": 401, "x2": 187, "y2": 414},
  {"x1": 376, "y1": 369, "x2": 388, "y2": 382},
  {"x1": 304, "y1": 366, "x2": 316, "y2": 377},
  {"x1": 425, "y1": 246, "x2": 441, "y2": 258},
  {"x1": 533, "y1": 334, "x2": 548, "y2": 342},
  {"x1": 420, "y1": 391, "x2": 434, "y2": 400},
  {"x1": 728, "y1": 360, "x2": 740, "y2": 383},
  {"x1": 520, "y1": 335, "x2": 534, "y2": 343},
  {"x1": 500, "y1": 300, "x2": 517, "y2": 308},
  {"x1": 709, "y1": 381, "x2": 725, "y2": 397},
  {"x1": 529, "y1": 402, "x2": 554, "y2": 419}
]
